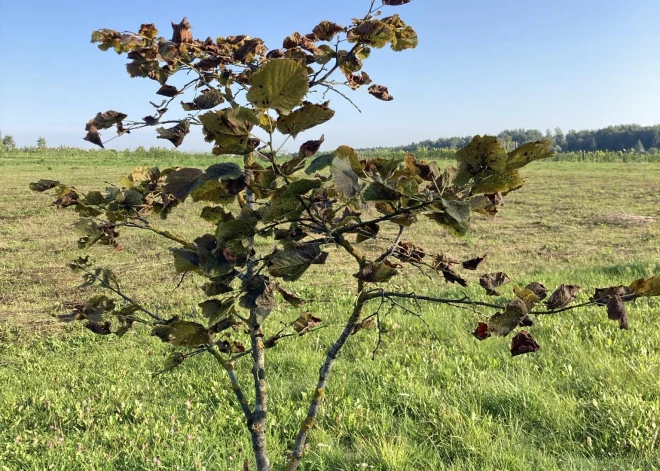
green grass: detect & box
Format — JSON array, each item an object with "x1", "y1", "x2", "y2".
[{"x1": 1, "y1": 150, "x2": 659, "y2": 470}]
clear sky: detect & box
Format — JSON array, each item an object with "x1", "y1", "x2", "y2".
[{"x1": 1, "y1": 0, "x2": 659, "y2": 151}]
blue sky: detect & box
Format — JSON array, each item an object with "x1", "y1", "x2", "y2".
[{"x1": 1, "y1": 0, "x2": 659, "y2": 151}]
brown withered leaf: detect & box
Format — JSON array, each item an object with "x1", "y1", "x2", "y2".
[
  {"x1": 394, "y1": 241, "x2": 425, "y2": 263},
  {"x1": 368, "y1": 84, "x2": 393, "y2": 101},
  {"x1": 351, "y1": 317, "x2": 377, "y2": 335},
  {"x1": 440, "y1": 266, "x2": 468, "y2": 287},
  {"x1": 346, "y1": 72, "x2": 372, "y2": 89},
  {"x1": 83, "y1": 125, "x2": 104, "y2": 148},
  {"x1": 171, "y1": 18, "x2": 193, "y2": 44},
  {"x1": 383, "y1": 0, "x2": 412, "y2": 5},
  {"x1": 293, "y1": 312, "x2": 322, "y2": 336},
  {"x1": 545, "y1": 284, "x2": 581, "y2": 310},
  {"x1": 89, "y1": 111, "x2": 128, "y2": 130},
  {"x1": 156, "y1": 120, "x2": 190, "y2": 147},
  {"x1": 312, "y1": 21, "x2": 345, "y2": 41},
  {"x1": 606, "y1": 295, "x2": 629, "y2": 330},
  {"x1": 472, "y1": 322, "x2": 491, "y2": 340},
  {"x1": 519, "y1": 315, "x2": 535, "y2": 327},
  {"x1": 525, "y1": 282, "x2": 548, "y2": 300},
  {"x1": 299, "y1": 135, "x2": 325, "y2": 158},
  {"x1": 157, "y1": 84, "x2": 180, "y2": 97},
  {"x1": 276, "y1": 285, "x2": 306, "y2": 307},
  {"x1": 138, "y1": 23, "x2": 158, "y2": 39},
  {"x1": 511, "y1": 331, "x2": 540, "y2": 357},
  {"x1": 29, "y1": 179, "x2": 60, "y2": 192},
  {"x1": 354, "y1": 261, "x2": 398, "y2": 283},
  {"x1": 592, "y1": 285, "x2": 631, "y2": 305},
  {"x1": 462, "y1": 255, "x2": 488, "y2": 271},
  {"x1": 479, "y1": 272, "x2": 511, "y2": 296},
  {"x1": 85, "y1": 321, "x2": 112, "y2": 336}
]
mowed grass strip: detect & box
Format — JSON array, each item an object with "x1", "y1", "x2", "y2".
[{"x1": 1, "y1": 151, "x2": 659, "y2": 470}]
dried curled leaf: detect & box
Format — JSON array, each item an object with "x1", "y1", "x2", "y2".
[
  {"x1": 462, "y1": 255, "x2": 488, "y2": 271},
  {"x1": 293, "y1": 312, "x2": 322, "y2": 335},
  {"x1": 629, "y1": 276, "x2": 660, "y2": 297},
  {"x1": 479, "y1": 272, "x2": 511, "y2": 296},
  {"x1": 368, "y1": 84, "x2": 393, "y2": 101},
  {"x1": 606, "y1": 295, "x2": 629, "y2": 330},
  {"x1": 511, "y1": 331, "x2": 540, "y2": 357},
  {"x1": 354, "y1": 261, "x2": 399, "y2": 283},
  {"x1": 156, "y1": 120, "x2": 190, "y2": 147},
  {"x1": 545, "y1": 284, "x2": 581, "y2": 310},
  {"x1": 312, "y1": 21, "x2": 345, "y2": 41},
  {"x1": 383, "y1": 0, "x2": 412, "y2": 5},
  {"x1": 29, "y1": 180, "x2": 60, "y2": 192}
]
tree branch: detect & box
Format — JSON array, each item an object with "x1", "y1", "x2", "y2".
[{"x1": 285, "y1": 282, "x2": 367, "y2": 471}]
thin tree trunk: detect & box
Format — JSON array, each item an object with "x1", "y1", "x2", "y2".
[
  {"x1": 285, "y1": 284, "x2": 366, "y2": 471},
  {"x1": 244, "y1": 153, "x2": 271, "y2": 471}
]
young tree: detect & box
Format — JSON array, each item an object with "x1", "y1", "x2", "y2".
[
  {"x1": 30, "y1": 2, "x2": 660, "y2": 469},
  {"x1": 36, "y1": 136, "x2": 47, "y2": 149}
]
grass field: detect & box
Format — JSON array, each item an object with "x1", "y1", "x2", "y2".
[{"x1": 1, "y1": 150, "x2": 659, "y2": 470}]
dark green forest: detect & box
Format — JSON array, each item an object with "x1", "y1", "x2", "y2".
[{"x1": 369, "y1": 124, "x2": 660, "y2": 154}]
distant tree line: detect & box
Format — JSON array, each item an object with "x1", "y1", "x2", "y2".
[{"x1": 369, "y1": 124, "x2": 660, "y2": 155}]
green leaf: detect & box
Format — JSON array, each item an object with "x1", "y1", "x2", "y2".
[
  {"x1": 246, "y1": 58, "x2": 309, "y2": 112},
  {"x1": 153, "y1": 352, "x2": 185, "y2": 378},
  {"x1": 200, "y1": 206, "x2": 234, "y2": 224},
  {"x1": 276, "y1": 103, "x2": 335, "y2": 138},
  {"x1": 200, "y1": 107, "x2": 259, "y2": 155},
  {"x1": 506, "y1": 139, "x2": 554, "y2": 170},
  {"x1": 199, "y1": 299, "x2": 235, "y2": 327},
  {"x1": 216, "y1": 218, "x2": 258, "y2": 244},
  {"x1": 391, "y1": 25, "x2": 418, "y2": 51},
  {"x1": 163, "y1": 168, "x2": 204, "y2": 201},
  {"x1": 151, "y1": 321, "x2": 211, "y2": 347},
  {"x1": 331, "y1": 155, "x2": 360, "y2": 200},
  {"x1": 283, "y1": 178, "x2": 322, "y2": 197},
  {"x1": 488, "y1": 299, "x2": 528, "y2": 337},
  {"x1": 426, "y1": 199, "x2": 471, "y2": 236},
  {"x1": 170, "y1": 248, "x2": 199, "y2": 273},
  {"x1": 268, "y1": 243, "x2": 329, "y2": 282},
  {"x1": 305, "y1": 153, "x2": 335, "y2": 174},
  {"x1": 363, "y1": 182, "x2": 402, "y2": 202}
]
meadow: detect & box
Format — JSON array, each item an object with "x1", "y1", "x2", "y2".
[{"x1": 0, "y1": 149, "x2": 659, "y2": 470}]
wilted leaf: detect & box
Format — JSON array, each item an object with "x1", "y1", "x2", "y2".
[
  {"x1": 89, "y1": 111, "x2": 128, "y2": 130},
  {"x1": 276, "y1": 285, "x2": 306, "y2": 307},
  {"x1": 591, "y1": 285, "x2": 631, "y2": 305},
  {"x1": 479, "y1": 272, "x2": 511, "y2": 296},
  {"x1": 488, "y1": 299, "x2": 528, "y2": 337},
  {"x1": 363, "y1": 182, "x2": 402, "y2": 202},
  {"x1": 299, "y1": 135, "x2": 325, "y2": 158},
  {"x1": 525, "y1": 282, "x2": 548, "y2": 300},
  {"x1": 239, "y1": 275, "x2": 275, "y2": 325},
  {"x1": 312, "y1": 21, "x2": 345, "y2": 41},
  {"x1": 462, "y1": 255, "x2": 488, "y2": 271},
  {"x1": 171, "y1": 17, "x2": 193, "y2": 44},
  {"x1": 246, "y1": 58, "x2": 309, "y2": 112},
  {"x1": 368, "y1": 84, "x2": 393, "y2": 101},
  {"x1": 29, "y1": 179, "x2": 60, "y2": 192},
  {"x1": 511, "y1": 331, "x2": 540, "y2": 357},
  {"x1": 182, "y1": 88, "x2": 224, "y2": 111},
  {"x1": 383, "y1": 0, "x2": 411, "y2": 5},
  {"x1": 513, "y1": 286, "x2": 541, "y2": 310},
  {"x1": 157, "y1": 84, "x2": 179, "y2": 97},
  {"x1": 85, "y1": 321, "x2": 112, "y2": 336},
  {"x1": 472, "y1": 322, "x2": 491, "y2": 340},
  {"x1": 354, "y1": 261, "x2": 398, "y2": 283},
  {"x1": 293, "y1": 312, "x2": 322, "y2": 335},
  {"x1": 346, "y1": 71, "x2": 372, "y2": 89},
  {"x1": 156, "y1": 120, "x2": 190, "y2": 147},
  {"x1": 629, "y1": 276, "x2": 660, "y2": 297},
  {"x1": 545, "y1": 284, "x2": 581, "y2": 310},
  {"x1": 84, "y1": 125, "x2": 104, "y2": 148},
  {"x1": 347, "y1": 20, "x2": 394, "y2": 48}
]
